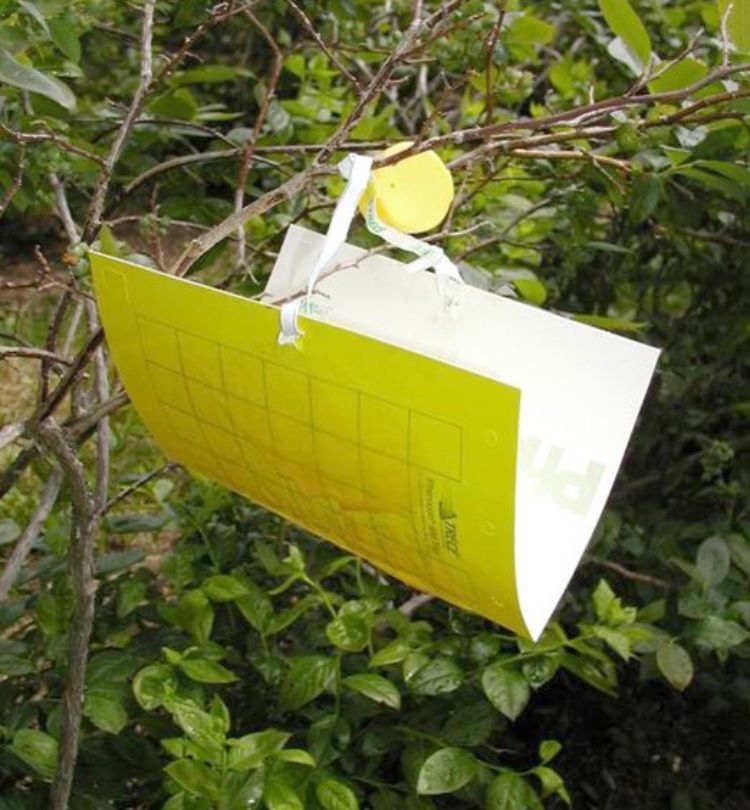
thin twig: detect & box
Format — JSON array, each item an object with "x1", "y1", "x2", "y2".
[
  {"x1": 82, "y1": 0, "x2": 157, "y2": 242},
  {"x1": 0, "y1": 140, "x2": 25, "y2": 217},
  {"x1": 235, "y1": 7, "x2": 284, "y2": 269},
  {"x1": 0, "y1": 468, "x2": 64, "y2": 602},
  {"x1": 590, "y1": 557, "x2": 671, "y2": 590},
  {"x1": 101, "y1": 462, "x2": 178, "y2": 517},
  {"x1": 286, "y1": 0, "x2": 362, "y2": 92},
  {"x1": 0, "y1": 346, "x2": 73, "y2": 365}
]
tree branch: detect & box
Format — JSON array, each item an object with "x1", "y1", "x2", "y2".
[
  {"x1": 34, "y1": 422, "x2": 97, "y2": 810},
  {"x1": 81, "y1": 0, "x2": 157, "y2": 242}
]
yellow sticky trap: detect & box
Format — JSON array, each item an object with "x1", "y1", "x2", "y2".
[
  {"x1": 91, "y1": 252, "x2": 528, "y2": 635},
  {"x1": 358, "y1": 142, "x2": 454, "y2": 234}
]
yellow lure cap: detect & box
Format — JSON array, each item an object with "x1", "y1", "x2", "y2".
[{"x1": 359, "y1": 142, "x2": 454, "y2": 234}]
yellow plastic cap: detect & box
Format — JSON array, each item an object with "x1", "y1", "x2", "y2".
[{"x1": 359, "y1": 142, "x2": 454, "y2": 234}]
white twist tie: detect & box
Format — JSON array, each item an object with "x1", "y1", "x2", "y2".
[{"x1": 278, "y1": 153, "x2": 373, "y2": 346}]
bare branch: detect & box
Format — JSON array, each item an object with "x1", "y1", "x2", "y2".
[
  {"x1": 0, "y1": 468, "x2": 64, "y2": 602},
  {"x1": 34, "y1": 421, "x2": 97, "y2": 810},
  {"x1": 235, "y1": 7, "x2": 284, "y2": 269},
  {"x1": 0, "y1": 346, "x2": 74, "y2": 365},
  {"x1": 82, "y1": 0, "x2": 157, "y2": 242},
  {"x1": 286, "y1": 0, "x2": 362, "y2": 92},
  {"x1": 100, "y1": 462, "x2": 178, "y2": 517},
  {"x1": 0, "y1": 140, "x2": 25, "y2": 218}
]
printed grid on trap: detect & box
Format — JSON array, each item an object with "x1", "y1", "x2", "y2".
[{"x1": 136, "y1": 312, "x2": 474, "y2": 595}]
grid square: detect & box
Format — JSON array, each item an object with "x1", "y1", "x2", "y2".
[
  {"x1": 311, "y1": 379, "x2": 358, "y2": 442},
  {"x1": 227, "y1": 396, "x2": 272, "y2": 446},
  {"x1": 162, "y1": 405, "x2": 206, "y2": 446},
  {"x1": 409, "y1": 412, "x2": 462, "y2": 480},
  {"x1": 218, "y1": 459, "x2": 257, "y2": 493},
  {"x1": 361, "y1": 449, "x2": 410, "y2": 510},
  {"x1": 150, "y1": 364, "x2": 192, "y2": 412},
  {"x1": 360, "y1": 395, "x2": 409, "y2": 459},
  {"x1": 187, "y1": 379, "x2": 232, "y2": 431},
  {"x1": 265, "y1": 363, "x2": 310, "y2": 423},
  {"x1": 201, "y1": 423, "x2": 243, "y2": 463},
  {"x1": 139, "y1": 317, "x2": 180, "y2": 371},
  {"x1": 316, "y1": 432, "x2": 361, "y2": 486},
  {"x1": 372, "y1": 512, "x2": 412, "y2": 545},
  {"x1": 179, "y1": 331, "x2": 223, "y2": 389},
  {"x1": 269, "y1": 413, "x2": 315, "y2": 467},
  {"x1": 179, "y1": 442, "x2": 218, "y2": 472},
  {"x1": 221, "y1": 346, "x2": 264, "y2": 404},
  {"x1": 238, "y1": 438, "x2": 267, "y2": 474}
]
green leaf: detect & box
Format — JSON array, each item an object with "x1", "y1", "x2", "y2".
[
  {"x1": 132, "y1": 663, "x2": 177, "y2": 710},
  {"x1": 264, "y1": 768, "x2": 304, "y2": 810},
  {"x1": 696, "y1": 536, "x2": 731, "y2": 587},
  {"x1": 0, "y1": 653, "x2": 34, "y2": 675},
  {"x1": 369, "y1": 641, "x2": 411, "y2": 667},
  {"x1": 629, "y1": 174, "x2": 662, "y2": 224},
  {"x1": 693, "y1": 615, "x2": 750, "y2": 650},
  {"x1": 504, "y1": 14, "x2": 556, "y2": 57},
  {"x1": 727, "y1": 533, "x2": 750, "y2": 576},
  {"x1": 592, "y1": 626, "x2": 632, "y2": 660},
  {"x1": 174, "y1": 589, "x2": 215, "y2": 645},
  {"x1": 326, "y1": 614, "x2": 369, "y2": 652},
  {"x1": 0, "y1": 518, "x2": 21, "y2": 546},
  {"x1": 179, "y1": 657, "x2": 237, "y2": 684},
  {"x1": 10, "y1": 729, "x2": 58, "y2": 779},
  {"x1": 84, "y1": 694, "x2": 128, "y2": 734},
  {"x1": 648, "y1": 58, "x2": 707, "y2": 93},
  {"x1": 168, "y1": 697, "x2": 226, "y2": 750},
  {"x1": 719, "y1": 0, "x2": 750, "y2": 51},
  {"x1": 697, "y1": 160, "x2": 750, "y2": 188},
  {"x1": 266, "y1": 594, "x2": 321, "y2": 635},
  {"x1": 279, "y1": 656, "x2": 336, "y2": 711},
  {"x1": 235, "y1": 582, "x2": 274, "y2": 633},
  {"x1": 316, "y1": 777, "x2": 360, "y2": 810},
  {"x1": 672, "y1": 166, "x2": 746, "y2": 201},
  {"x1": 486, "y1": 771, "x2": 543, "y2": 810},
  {"x1": 532, "y1": 765, "x2": 565, "y2": 798},
  {"x1": 409, "y1": 657, "x2": 463, "y2": 696},
  {"x1": 481, "y1": 663, "x2": 530, "y2": 721},
  {"x1": 202, "y1": 574, "x2": 250, "y2": 602},
  {"x1": 598, "y1": 0, "x2": 652, "y2": 69},
  {"x1": 95, "y1": 549, "x2": 147, "y2": 575},
  {"x1": 0, "y1": 48, "x2": 76, "y2": 110},
  {"x1": 49, "y1": 11, "x2": 81, "y2": 63},
  {"x1": 227, "y1": 729, "x2": 291, "y2": 771},
  {"x1": 417, "y1": 747, "x2": 478, "y2": 795},
  {"x1": 117, "y1": 579, "x2": 146, "y2": 618},
  {"x1": 173, "y1": 64, "x2": 249, "y2": 84},
  {"x1": 275, "y1": 748, "x2": 316, "y2": 766},
  {"x1": 539, "y1": 739, "x2": 562, "y2": 763},
  {"x1": 656, "y1": 642, "x2": 694, "y2": 691},
  {"x1": 442, "y1": 700, "x2": 496, "y2": 747},
  {"x1": 165, "y1": 758, "x2": 218, "y2": 799},
  {"x1": 343, "y1": 674, "x2": 401, "y2": 710}
]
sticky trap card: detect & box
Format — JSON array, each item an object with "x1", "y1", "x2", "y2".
[
  {"x1": 92, "y1": 241, "x2": 658, "y2": 639},
  {"x1": 91, "y1": 149, "x2": 658, "y2": 640},
  {"x1": 91, "y1": 253, "x2": 530, "y2": 633}
]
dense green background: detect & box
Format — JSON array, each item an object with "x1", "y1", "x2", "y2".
[{"x1": 1, "y1": 1, "x2": 749, "y2": 808}]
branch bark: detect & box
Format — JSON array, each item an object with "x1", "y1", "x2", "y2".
[
  {"x1": 34, "y1": 422, "x2": 98, "y2": 810},
  {"x1": 81, "y1": 0, "x2": 157, "y2": 243}
]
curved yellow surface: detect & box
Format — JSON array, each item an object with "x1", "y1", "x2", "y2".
[{"x1": 359, "y1": 142, "x2": 454, "y2": 234}]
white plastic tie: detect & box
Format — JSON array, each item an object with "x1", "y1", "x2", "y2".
[
  {"x1": 365, "y1": 199, "x2": 463, "y2": 312},
  {"x1": 278, "y1": 154, "x2": 372, "y2": 345},
  {"x1": 278, "y1": 151, "x2": 463, "y2": 344}
]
